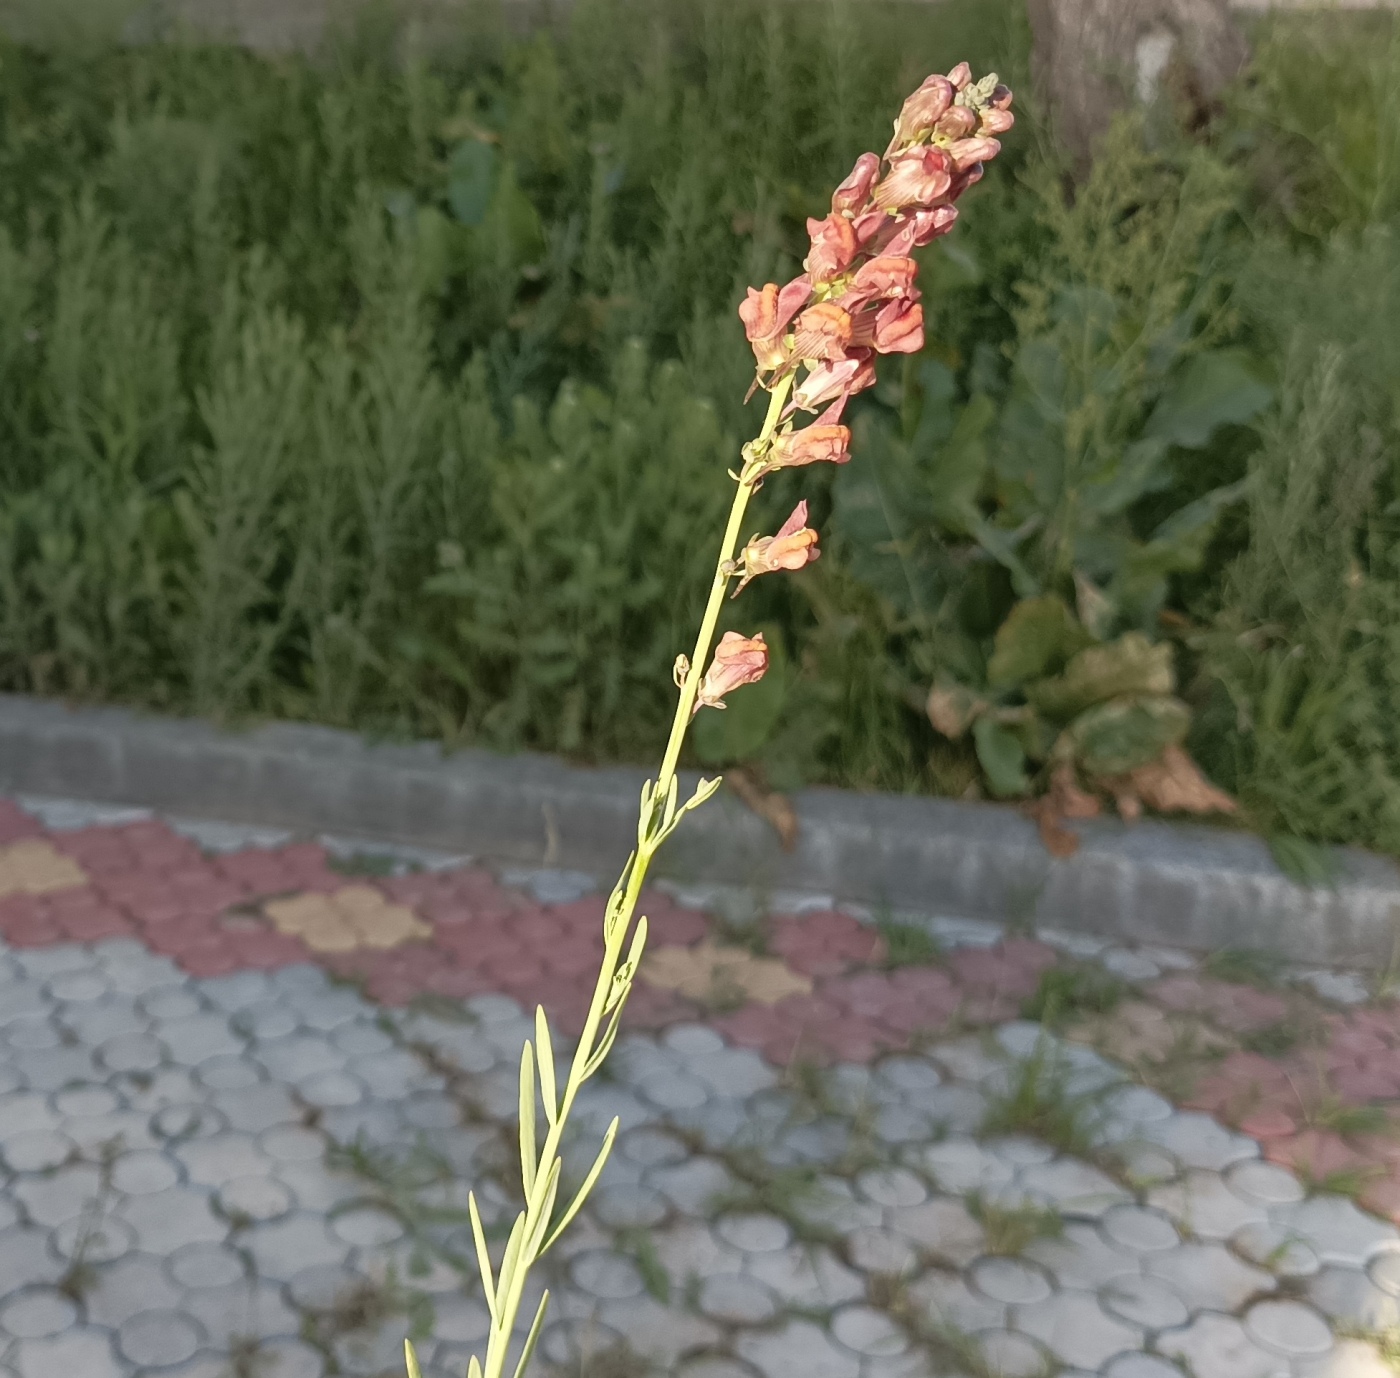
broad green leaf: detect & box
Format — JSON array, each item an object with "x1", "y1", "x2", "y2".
[
  {"x1": 447, "y1": 140, "x2": 498, "y2": 226},
  {"x1": 1067, "y1": 695, "x2": 1190, "y2": 777},
  {"x1": 690, "y1": 624, "x2": 788, "y2": 765},
  {"x1": 1145, "y1": 350, "x2": 1273, "y2": 449},
  {"x1": 986, "y1": 595, "x2": 1092, "y2": 688},
  {"x1": 1026, "y1": 633, "x2": 1175, "y2": 722},
  {"x1": 535, "y1": 1007, "x2": 557, "y2": 1126},
  {"x1": 973, "y1": 717, "x2": 1030, "y2": 797},
  {"x1": 1082, "y1": 437, "x2": 1172, "y2": 517}
]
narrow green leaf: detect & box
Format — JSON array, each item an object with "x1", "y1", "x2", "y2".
[
  {"x1": 405, "y1": 1339, "x2": 423, "y2": 1378},
  {"x1": 583, "y1": 996, "x2": 628, "y2": 1080},
  {"x1": 541, "y1": 1117, "x2": 618, "y2": 1254},
  {"x1": 468, "y1": 1355, "x2": 483, "y2": 1378},
  {"x1": 518, "y1": 1042, "x2": 537, "y2": 1197},
  {"x1": 496, "y1": 1211, "x2": 527, "y2": 1308},
  {"x1": 468, "y1": 1192, "x2": 497, "y2": 1321},
  {"x1": 511, "y1": 1290, "x2": 551, "y2": 1378},
  {"x1": 526, "y1": 1157, "x2": 562, "y2": 1257},
  {"x1": 535, "y1": 1006, "x2": 557, "y2": 1126}
]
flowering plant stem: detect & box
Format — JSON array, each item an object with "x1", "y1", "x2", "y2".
[
  {"x1": 404, "y1": 375, "x2": 794, "y2": 1378},
  {"x1": 408, "y1": 59, "x2": 1008, "y2": 1378}
]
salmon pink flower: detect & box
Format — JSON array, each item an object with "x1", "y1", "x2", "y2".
[
  {"x1": 758, "y1": 422, "x2": 852, "y2": 474},
  {"x1": 947, "y1": 61, "x2": 972, "y2": 90},
  {"x1": 933, "y1": 105, "x2": 979, "y2": 141},
  {"x1": 871, "y1": 298, "x2": 924, "y2": 354},
  {"x1": 789, "y1": 301, "x2": 854, "y2": 361},
  {"x1": 805, "y1": 213, "x2": 859, "y2": 283},
  {"x1": 872, "y1": 147, "x2": 953, "y2": 212},
  {"x1": 694, "y1": 631, "x2": 769, "y2": 712},
  {"x1": 880, "y1": 205, "x2": 959, "y2": 257},
  {"x1": 981, "y1": 107, "x2": 1015, "y2": 135},
  {"x1": 948, "y1": 136, "x2": 1001, "y2": 173},
  {"x1": 831, "y1": 153, "x2": 881, "y2": 214},
  {"x1": 851, "y1": 255, "x2": 920, "y2": 300},
  {"x1": 731, "y1": 501, "x2": 822, "y2": 595},
  {"x1": 739, "y1": 276, "x2": 812, "y2": 371},
  {"x1": 788, "y1": 351, "x2": 876, "y2": 414},
  {"x1": 885, "y1": 74, "x2": 955, "y2": 156}
]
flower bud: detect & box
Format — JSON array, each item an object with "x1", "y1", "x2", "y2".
[
  {"x1": 885, "y1": 75, "x2": 955, "y2": 155},
  {"x1": 948, "y1": 136, "x2": 1001, "y2": 174},
  {"x1": 694, "y1": 631, "x2": 769, "y2": 712},
  {"x1": 947, "y1": 62, "x2": 972, "y2": 90},
  {"x1": 933, "y1": 105, "x2": 978, "y2": 141},
  {"x1": 804, "y1": 213, "x2": 860, "y2": 283},
  {"x1": 733, "y1": 500, "x2": 822, "y2": 594},
  {"x1": 980, "y1": 107, "x2": 1015, "y2": 135},
  {"x1": 831, "y1": 152, "x2": 881, "y2": 214}
]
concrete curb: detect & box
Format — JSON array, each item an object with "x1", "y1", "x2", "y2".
[{"x1": 1, "y1": 693, "x2": 1397, "y2": 968}]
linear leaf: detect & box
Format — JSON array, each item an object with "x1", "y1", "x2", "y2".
[
  {"x1": 405, "y1": 1339, "x2": 424, "y2": 1378},
  {"x1": 535, "y1": 1007, "x2": 557, "y2": 1126},
  {"x1": 468, "y1": 1356, "x2": 483, "y2": 1378},
  {"x1": 526, "y1": 1157, "x2": 562, "y2": 1258},
  {"x1": 541, "y1": 1117, "x2": 618, "y2": 1254},
  {"x1": 496, "y1": 1211, "x2": 528, "y2": 1308},
  {"x1": 519, "y1": 1041, "x2": 537, "y2": 1196},
  {"x1": 468, "y1": 1192, "x2": 497, "y2": 1321},
  {"x1": 511, "y1": 1290, "x2": 550, "y2": 1378}
]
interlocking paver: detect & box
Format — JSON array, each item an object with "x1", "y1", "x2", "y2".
[{"x1": 0, "y1": 792, "x2": 1395, "y2": 1378}]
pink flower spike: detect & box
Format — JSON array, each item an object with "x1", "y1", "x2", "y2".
[
  {"x1": 832, "y1": 153, "x2": 882, "y2": 214},
  {"x1": 733, "y1": 501, "x2": 822, "y2": 595},
  {"x1": 694, "y1": 631, "x2": 769, "y2": 712},
  {"x1": 871, "y1": 147, "x2": 953, "y2": 212}
]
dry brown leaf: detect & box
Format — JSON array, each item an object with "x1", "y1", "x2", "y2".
[
  {"x1": 1123, "y1": 745, "x2": 1237, "y2": 817},
  {"x1": 925, "y1": 681, "x2": 986, "y2": 739},
  {"x1": 1026, "y1": 762, "x2": 1100, "y2": 859},
  {"x1": 727, "y1": 767, "x2": 799, "y2": 852}
]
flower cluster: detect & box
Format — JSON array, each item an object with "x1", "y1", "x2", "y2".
[{"x1": 695, "y1": 63, "x2": 1011, "y2": 712}]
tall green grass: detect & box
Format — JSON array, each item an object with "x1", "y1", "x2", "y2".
[{"x1": 1, "y1": 0, "x2": 1399, "y2": 856}]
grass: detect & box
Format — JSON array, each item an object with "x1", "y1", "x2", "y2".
[
  {"x1": 0, "y1": 2, "x2": 1398, "y2": 860},
  {"x1": 1202, "y1": 948, "x2": 1287, "y2": 990},
  {"x1": 1020, "y1": 965, "x2": 1125, "y2": 1030},
  {"x1": 965, "y1": 1192, "x2": 1063, "y2": 1256},
  {"x1": 979, "y1": 1038, "x2": 1105, "y2": 1159}
]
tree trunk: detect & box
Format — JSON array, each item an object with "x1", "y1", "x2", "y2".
[{"x1": 1027, "y1": 0, "x2": 1249, "y2": 169}]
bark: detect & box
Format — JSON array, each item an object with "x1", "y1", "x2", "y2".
[{"x1": 1027, "y1": 0, "x2": 1249, "y2": 168}]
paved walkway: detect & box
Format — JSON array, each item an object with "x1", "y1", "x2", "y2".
[{"x1": 0, "y1": 794, "x2": 1396, "y2": 1378}]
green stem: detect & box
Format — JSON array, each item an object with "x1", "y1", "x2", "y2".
[{"x1": 475, "y1": 373, "x2": 793, "y2": 1378}]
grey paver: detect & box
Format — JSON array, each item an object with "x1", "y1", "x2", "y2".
[
  {"x1": 1101, "y1": 1205, "x2": 1179, "y2": 1254},
  {"x1": 118, "y1": 1308, "x2": 205, "y2": 1367},
  {"x1": 970, "y1": 1257, "x2": 1053, "y2": 1306},
  {"x1": 974, "y1": 1329, "x2": 1050, "y2": 1378},
  {"x1": 1144, "y1": 1242, "x2": 1275, "y2": 1313},
  {"x1": 647, "y1": 1156, "x2": 734, "y2": 1215},
  {"x1": 1149, "y1": 1170, "x2": 1269, "y2": 1241},
  {"x1": 855, "y1": 1167, "x2": 925, "y2": 1209},
  {"x1": 1100, "y1": 1275, "x2": 1190, "y2": 1330},
  {"x1": 210, "y1": 1083, "x2": 300, "y2": 1133},
  {"x1": 50, "y1": 1213, "x2": 136, "y2": 1263},
  {"x1": 716, "y1": 1212, "x2": 791, "y2": 1254},
  {"x1": 0, "y1": 1227, "x2": 67, "y2": 1295},
  {"x1": 737, "y1": 1319, "x2": 861, "y2": 1378},
  {"x1": 846, "y1": 1226, "x2": 919, "y2": 1277},
  {"x1": 1245, "y1": 1299, "x2": 1333, "y2": 1358},
  {"x1": 699, "y1": 1272, "x2": 780, "y2": 1324},
  {"x1": 12, "y1": 1328, "x2": 126, "y2": 1378},
  {"x1": 746, "y1": 1243, "x2": 865, "y2": 1308},
  {"x1": 890, "y1": 1195, "x2": 984, "y2": 1266},
  {"x1": 1020, "y1": 1157, "x2": 1130, "y2": 1218},
  {"x1": 830, "y1": 1305, "x2": 906, "y2": 1358},
  {"x1": 597, "y1": 1294, "x2": 720, "y2": 1366},
  {"x1": 13, "y1": 1164, "x2": 100, "y2": 1226},
  {"x1": 1139, "y1": 1113, "x2": 1258, "y2": 1172},
  {"x1": 1227, "y1": 1160, "x2": 1304, "y2": 1206},
  {"x1": 0, "y1": 1288, "x2": 79, "y2": 1338},
  {"x1": 119, "y1": 1186, "x2": 226, "y2": 1253},
  {"x1": 569, "y1": 1249, "x2": 645, "y2": 1299},
  {"x1": 182, "y1": 1279, "x2": 300, "y2": 1346},
  {"x1": 1013, "y1": 1290, "x2": 1143, "y2": 1370},
  {"x1": 1234, "y1": 1222, "x2": 1320, "y2": 1278},
  {"x1": 1307, "y1": 1264, "x2": 1400, "y2": 1327},
  {"x1": 176, "y1": 1131, "x2": 272, "y2": 1186},
  {"x1": 242, "y1": 1212, "x2": 350, "y2": 1281},
  {"x1": 220, "y1": 1174, "x2": 293, "y2": 1222},
  {"x1": 1158, "y1": 1313, "x2": 1284, "y2": 1378},
  {"x1": 111, "y1": 1149, "x2": 180, "y2": 1195},
  {"x1": 1276, "y1": 1195, "x2": 1400, "y2": 1269},
  {"x1": 84, "y1": 1253, "x2": 185, "y2": 1327},
  {"x1": 906, "y1": 1270, "x2": 1004, "y2": 1332}
]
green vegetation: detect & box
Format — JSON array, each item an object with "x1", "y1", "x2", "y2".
[{"x1": 1, "y1": 2, "x2": 1399, "y2": 856}]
